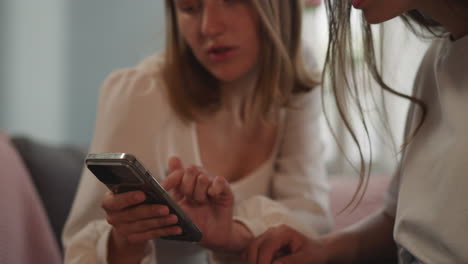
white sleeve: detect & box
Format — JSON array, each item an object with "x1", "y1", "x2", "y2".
[
  {"x1": 234, "y1": 88, "x2": 332, "y2": 239},
  {"x1": 383, "y1": 96, "x2": 421, "y2": 218},
  {"x1": 64, "y1": 220, "x2": 156, "y2": 264},
  {"x1": 62, "y1": 67, "x2": 166, "y2": 264}
]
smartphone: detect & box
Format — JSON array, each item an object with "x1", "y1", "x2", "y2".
[{"x1": 85, "y1": 152, "x2": 202, "y2": 242}]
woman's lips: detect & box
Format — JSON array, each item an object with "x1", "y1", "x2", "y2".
[
  {"x1": 352, "y1": 0, "x2": 364, "y2": 8},
  {"x1": 207, "y1": 46, "x2": 238, "y2": 62}
]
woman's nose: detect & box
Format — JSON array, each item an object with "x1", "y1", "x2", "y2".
[{"x1": 200, "y1": 4, "x2": 226, "y2": 38}]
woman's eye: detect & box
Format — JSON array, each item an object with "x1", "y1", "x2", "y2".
[
  {"x1": 180, "y1": 5, "x2": 200, "y2": 13},
  {"x1": 176, "y1": 0, "x2": 202, "y2": 14}
]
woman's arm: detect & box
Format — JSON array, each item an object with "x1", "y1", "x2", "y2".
[
  {"x1": 63, "y1": 65, "x2": 170, "y2": 264},
  {"x1": 246, "y1": 208, "x2": 397, "y2": 264},
  {"x1": 325, "y1": 209, "x2": 397, "y2": 263}
]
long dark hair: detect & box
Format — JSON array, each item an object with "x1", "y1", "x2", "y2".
[
  {"x1": 401, "y1": 10, "x2": 444, "y2": 37},
  {"x1": 321, "y1": 2, "x2": 453, "y2": 208}
]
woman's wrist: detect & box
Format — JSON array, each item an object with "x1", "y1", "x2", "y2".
[
  {"x1": 231, "y1": 220, "x2": 254, "y2": 252},
  {"x1": 108, "y1": 228, "x2": 148, "y2": 264},
  {"x1": 215, "y1": 220, "x2": 253, "y2": 253},
  {"x1": 320, "y1": 231, "x2": 359, "y2": 263}
]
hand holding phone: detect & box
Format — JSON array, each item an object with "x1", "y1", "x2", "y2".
[{"x1": 85, "y1": 153, "x2": 202, "y2": 242}]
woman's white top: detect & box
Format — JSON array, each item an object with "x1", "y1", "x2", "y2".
[
  {"x1": 385, "y1": 34, "x2": 468, "y2": 263},
  {"x1": 62, "y1": 55, "x2": 332, "y2": 264}
]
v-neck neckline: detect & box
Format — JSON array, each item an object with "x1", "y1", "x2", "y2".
[{"x1": 190, "y1": 110, "x2": 286, "y2": 186}]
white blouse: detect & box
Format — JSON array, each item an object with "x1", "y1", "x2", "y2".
[{"x1": 62, "y1": 55, "x2": 332, "y2": 264}]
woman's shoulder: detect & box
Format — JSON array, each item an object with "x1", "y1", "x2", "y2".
[
  {"x1": 135, "y1": 53, "x2": 166, "y2": 75},
  {"x1": 102, "y1": 53, "x2": 165, "y2": 93},
  {"x1": 98, "y1": 53, "x2": 170, "y2": 111},
  {"x1": 98, "y1": 52, "x2": 172, "y2": 119}
]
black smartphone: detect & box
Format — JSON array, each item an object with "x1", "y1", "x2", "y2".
[{"x1": 85, "y1": 152, "x2": 202, "y2": 242}]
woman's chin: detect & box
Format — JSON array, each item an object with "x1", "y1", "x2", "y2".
[
  {"x1": 362, "y1": 9, "x2": 400, "y2": 24},
  {"x1": 210, "y1": 70, "x2": 246, "y2": 84}
]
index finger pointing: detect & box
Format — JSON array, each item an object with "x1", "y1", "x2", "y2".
[
  {"x1": 168, "y1": 156, "x2": 183, "y2": 173},
  {"x1": 161, "y1": 169, "x2": 184, "y2": 191}
]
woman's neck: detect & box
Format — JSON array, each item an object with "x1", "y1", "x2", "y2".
[
  {"x1": 219, "y1": 68, "x2": 258, "y2": 114},
  {"x1": 418, "y1": 1, "x2": 468, "y2": 40},
  {"x1": 198, "y1": 69, "x2": 258, "y2": 128}
]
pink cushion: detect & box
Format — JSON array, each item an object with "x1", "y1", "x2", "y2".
[
  {"x1": 0, "y1": 131, "x2": 61, "y2": 264},
  {"x1": 330, "y1": 174, "x2": 391, "y2": 229}
]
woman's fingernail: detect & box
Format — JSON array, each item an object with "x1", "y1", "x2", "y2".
[{"x1": 170, "y1": 214, "x2": 178, "y2": 223}]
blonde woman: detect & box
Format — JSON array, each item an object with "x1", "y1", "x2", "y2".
[{"x1": 63, "y1": 0, "x2": 331, "y2": 263}]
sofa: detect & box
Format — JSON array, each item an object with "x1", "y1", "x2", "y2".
[{"x1": 3, "y1": 132, "x2": 391, "y2": 260}]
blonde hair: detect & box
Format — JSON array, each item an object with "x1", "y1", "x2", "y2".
[{"x1": 162, "y1": 0, "x2": 319, "y2": 125}]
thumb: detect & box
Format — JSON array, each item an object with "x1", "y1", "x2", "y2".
[{"x1": 161, "y1": 169, "x2": 184, "y2": 191}]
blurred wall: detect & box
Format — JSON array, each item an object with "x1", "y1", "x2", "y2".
[
  {"x1": 65, "y1": 0, "x2": 165, "y2": 145},
  {"x1": 0, "y1": 0, "x2": 6, "y2": 127},
  {"x1": 1, "y1": 0, "x2": 165, "y2": 145},
  {"x1": 2, "y1": 0, "x2": 67, "y2": 144}
]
